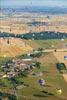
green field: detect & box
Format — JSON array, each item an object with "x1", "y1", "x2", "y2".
[
  {"x1": 0, "y1": 39, "x2": 67, "y2": 100},
  {"x1": 24, "y1": 39, "x2": 67, "y2": 49},
  {"x1": 0, "y1": 52, "x2": 67, "y2": 100}
]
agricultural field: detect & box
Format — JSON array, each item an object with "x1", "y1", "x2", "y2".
[
  {"x1": 0, "y1": 38, "x2": 32, "y2": 57},
  {"x1": 0, "y1": 52, "x2": 67, "y2": 100},
  {"x1": 24, "y1": 39, "x2": 67, "y2": 49},
  {"x1": 0, "y1": 3, "x2": 67, "y2": 100},
  {"x1": 53, "y1": 52, "x2": 67, "y2": 67},
  {"x1": 0, "y1": 12, "x2": 67, "y2": 34},
  {"x1": 0, "y1": 37, "x2": 67, "y2": 100}
]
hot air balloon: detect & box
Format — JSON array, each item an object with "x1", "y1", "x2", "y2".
[
  {"x1": 38, "y1": 79, "x2": 45, "y2": 86},
  {"x1": 56, "y1": 89, "x2": 62, "y2": 95}
]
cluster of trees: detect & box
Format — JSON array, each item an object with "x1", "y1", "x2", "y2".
[
  {"x1": 56, "y1": 63, "x2": 66, "y2": 73},
  {"x1": 30, "y1": 52, "x2": 42, "y2": 58},
  {"x1": 0, "y1": 92, "x2": 17, "y2": 100},
  {"x1": 19, "y1": 70, "x2": 29, "y2": 77},
  {"x1": 0, "y1": 31, "x2": 67, "y2": 40},
  {"x1": 35, "y1": 62, "x2": 41, "y2": 69},
  {"x1": 21, "y1": 31, "x2": 67, "y2": 40}
]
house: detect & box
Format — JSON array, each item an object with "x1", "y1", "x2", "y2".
[{"x1": 2, "y1": 57, "x2": 36, "y2": 78}]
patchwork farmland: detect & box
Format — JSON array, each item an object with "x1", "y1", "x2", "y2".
[{"x1": 0, "y1": 5, "x2": 67, "y2": 100}]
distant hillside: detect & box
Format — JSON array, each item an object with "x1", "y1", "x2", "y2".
[{"x1": 0, "y1": 6, "x2": 67, "y2": 14}]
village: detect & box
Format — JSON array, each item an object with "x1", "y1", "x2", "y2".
[
  {"x1": 0, "y1": 47, "x2": 67, "y2": 100},
  {"x1": 1, "y1": 57, "x2": 36, "y2": 78},
  {"x1": 0, "y1": 0, "x2": 67, "y2": 100},
  {"x1": 1, "y1": 47, "x2": 67, "y2": 79}
]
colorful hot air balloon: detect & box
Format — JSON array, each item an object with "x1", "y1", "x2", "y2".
[{"x1": 39, "y1": 79, "x2": 45, "y2": 86}]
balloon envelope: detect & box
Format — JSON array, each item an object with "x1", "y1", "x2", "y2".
[
  {"x1": 56, "y1": 89, "x2": 62, "y2": 95},
  {"x1": 39, "y1": 79, "x2": 45, "y2": 86}
]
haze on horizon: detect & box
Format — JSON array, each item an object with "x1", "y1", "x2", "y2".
[{"x1": 0, "y1": 0, "x2": 67, "y2": 8}]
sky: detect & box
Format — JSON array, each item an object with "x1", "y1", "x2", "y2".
[{"x1": 0, "y1": 0, "x2": 67, "y2": 7}]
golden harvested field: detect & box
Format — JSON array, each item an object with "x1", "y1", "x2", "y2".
[
  {"x1": 0, "y1": 38, "x2": 32, "y2": 57},
  {"x1": 0, "y1": 12, "x2": 67, "y2": 34},
  {"x1": 30, "y1": 15, "x2": 67, "y2": 33},
  {"x1": 0, "y1": 20, "x2": 29, "y2": 34},
  {"x1": 53, "y1": 51, "x2": 67, "y2": 67}
]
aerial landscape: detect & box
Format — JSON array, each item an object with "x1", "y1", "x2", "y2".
[{"x1": 0, "y1": 0, "x2": 67, "y2": 100}]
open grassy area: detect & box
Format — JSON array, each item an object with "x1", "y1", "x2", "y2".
[
  {"x1": 0, "y1": 52, "x2": 67, "y2": 100},
  {"x1": 17, "y1": 53, "x2": 67, "y2": 100},
  {"x1": 0, "y1": 57, "x2": 12, "y2": 65},
  {"x1": 0, "y1": 39, "x2": 67, "y2": 100},
  {"x1": 24, "y1": 39, "x2": 67, "y2": 49}
]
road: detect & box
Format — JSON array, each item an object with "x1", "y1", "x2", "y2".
[{"x1": 43, "y1": 48, "x2": 67, "y2": 53}]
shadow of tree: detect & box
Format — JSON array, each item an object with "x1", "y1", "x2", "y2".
[{"x1": 41, "y1": 90, "x2": 54, "y2": 96}]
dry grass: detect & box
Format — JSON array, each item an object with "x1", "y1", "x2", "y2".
[
  {"x1": 0, "y1": 38, "x2": 32, "y2": 57},
  {"x1": 0, "y1": 13, "x2": 67, "y2": 34},
  {"x1": 53, "y1": 51, "x2": 67, "y2": 67},
  {"x1": 53, "y1": 51, "x2": 67, "y2": 83}
]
